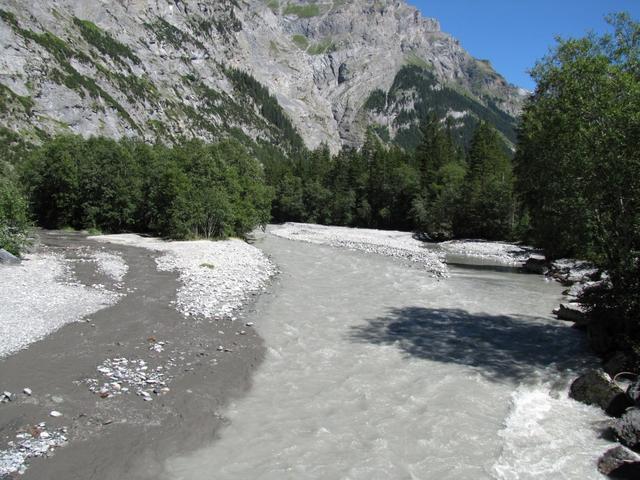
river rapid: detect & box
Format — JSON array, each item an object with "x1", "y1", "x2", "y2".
[{"x1": 164, "y1": 233, "x2": 610, "y2": 479}]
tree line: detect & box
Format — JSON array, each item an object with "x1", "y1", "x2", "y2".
[
  {"x1": 263, "y1": 116, "x2": 515, "y2": 241},
  {"x1": 0, "y1": 136, "x2": 272, "y2": 250}
]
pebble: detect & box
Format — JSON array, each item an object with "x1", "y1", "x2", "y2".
[
  {"x1": 23, "y1": 388, "x2": 32, "y2": 396},
  {"x1": 1, "y1": 391, "x2": 12, "y2": 403},
  {"x1": 87, "y1": 356, "x2": 173, "y2": 400},
  {"x1": 271, "y1": 222, "x2": 449, "y2": 277},
  {"x1": 49, "y1": 411, "x2": 62, "y2": 418},
  {"x1": 0, "y1": 424, "x2": 68, "y2": 476},
  {"x1": 91, "y1": 234, "x2": 276, "y2": 319}
]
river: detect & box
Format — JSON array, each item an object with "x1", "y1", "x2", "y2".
[{"x1": 164, "y1": 233, "x2": 609, "y2": 479}]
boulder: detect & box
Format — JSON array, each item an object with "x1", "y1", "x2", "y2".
[
  {"x1": 0, "y1": 248, "x2": 20, "y2": 264},
  {"x1": 628, "y1": 381, "x2": 640, "y2": 406},
  {"x1": 614, "y1": 408, "x2": 640, "y2": 450},
  {"x1": 569, "y1": 370, "x2": 634, "y2": 417},
  {"x1": 598, "y1": 445, "x2": 640, "y2": 478},
  {"x1": 553, "y1": 303, "x2": 589, "y2": 326},
  {"x1": 523, "y1": 255, "x2": 548, "y2": 274}
]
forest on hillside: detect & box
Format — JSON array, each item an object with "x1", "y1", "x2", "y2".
[{"x1": 1, "y1": 15, "x2": 638, "y2": 354}]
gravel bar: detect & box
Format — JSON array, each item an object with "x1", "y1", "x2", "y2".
[
  {"x1": 270, "y1": 222, "x2": 448, "y2": 276},
  {"x1": 89, "y1": 234, "x2": 276, "y2": 318}
]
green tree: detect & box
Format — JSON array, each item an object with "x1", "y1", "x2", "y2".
[
  {"x1": 516, "y1": 13, "x2": 640, "y2": 341},
  {"x1": 411, "y1": 116, "x2": 464, "y2": 239},
  {"x1": 0, "y1": 174, "x2": 30, "y2": 255},
  {"x1": 456, "y1": 122, "x2": 513, "y2": 239}
]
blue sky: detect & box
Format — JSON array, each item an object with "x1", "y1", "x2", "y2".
[{"x1": 410, "y1": 0, "x2": 640, "y2": 90}]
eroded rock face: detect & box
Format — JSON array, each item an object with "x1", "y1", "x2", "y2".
[
  {"x1": 569, "y1": 369, "x2": 634, "y2": 417},
  {"x1": 0, "y1": 0, "x2": 525, "y2": 152}
]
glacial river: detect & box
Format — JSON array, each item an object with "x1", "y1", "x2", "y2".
[{"x1": 165, "y1": 233, "x2": 610, "y2": 479}]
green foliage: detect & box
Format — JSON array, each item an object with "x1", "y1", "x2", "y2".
[
  {"x1": 292, "y1": 34, "x2": 309, "y2": 50},
  {"x1": 307, "y1": 39, "x2": 336, "y2": 55},
  {"x1": 370, "y1": 65, "x2": 517, "y2": 149},
  {"x1": 0, "y1": 84, "x2": 34, "y2": 115},
  {"x1": 225, "y1": 67, "x2": 305, "y2": 152},
  {"x1": 283, "y1": 4, "x2": 321, "y2": 17},
  {"x1": 145, "y1": 17, "x2": 205, "y2": 50},
  {"x1": 410, "y1": 116, "x2": 466, "y2": 239},
  {"x1": 0, "y1": 172, "x2": 30, "y2": 255},
  {"x1": 21, "y1": 136, "x2": 272, "y2": 240},
  {"x1": 73, "y1": 17, "x2": 140, "y2": 66},
  {"x1": 516, "y1": 13, "x2": 640, "y2": 343},
  {"x1": 0, "y1": 11, "x2": 137, "y2": 130},
  {"x1": 455, "y1": 122, "x2": 514, "y2": 239},
  {"x1": 364, "y1": 89, "x2": 387, "y2": 113},
  {"x1": 266, "y1": 0, "x2": 280, "y2": 12}
]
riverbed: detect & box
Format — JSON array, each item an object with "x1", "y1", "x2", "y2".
[{"x1": 164, "y1": 232, "x2": 610, "y2": 479}]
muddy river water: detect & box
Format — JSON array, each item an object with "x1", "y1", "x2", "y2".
[{"x1": 164, "y1": 233, "x2": 609, "y2": 479}]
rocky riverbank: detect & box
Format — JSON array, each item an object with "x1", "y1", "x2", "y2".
[
  {"x1": 522, "y1": 255, "x2": 640, "y2": 477},
  {"x1": 0, "y1": 230, "x2": 275, "y2": 478}
]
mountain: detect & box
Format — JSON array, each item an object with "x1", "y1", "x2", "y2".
[{"x1": 0, "y1": 0, "x2": 526, "y2": 153}]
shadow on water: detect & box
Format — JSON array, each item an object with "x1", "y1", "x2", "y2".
[
  {"x1": 349, "y1": 307, "x2": 593, "y2": 384},
  {"x1": 445, "y1": 261, "x2": 524, "y2": 274}
]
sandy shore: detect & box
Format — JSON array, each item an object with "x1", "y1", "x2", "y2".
[{"x1": 0, "y1": 231, "x2": 273, "y2": 479}]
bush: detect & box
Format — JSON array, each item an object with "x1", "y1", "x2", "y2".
[{"x1": 0, "y1": 175, "x2": 30, "y2": 255}]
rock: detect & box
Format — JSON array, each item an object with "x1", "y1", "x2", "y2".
[
  {"x1": 1, "y1": 391, "x2": 12, "y2": 403},
  {"x1": 553, "y1": 303, "x2": 589, "y2": 326},
  {"x1": 569, "y1": 370, "x2": 634, "y2": 417},
  {"x1": 598, "y1": 445, "x2": 640, "y2": 478},
  {"x1": 614, "y1": 408, "x2": 640, "y2": 450},
  {"x1": 23, "y1": 388, "x2": 32, "y2": 396},
  {"x1": 49, "y1": 410, "x2": 62, "y2": 417},
  {"x1": 628, "y1": 381, "x2": 640, "y2": 406},
  {"x1": 523, "y1": 255, "x2": 548, "y2": 274},
  {"x1": 0, "y1": 248, "x2": 20, "y2": 264},
  {"x1": 338, "y1": 62, "x2": 350, "y2": 84}
]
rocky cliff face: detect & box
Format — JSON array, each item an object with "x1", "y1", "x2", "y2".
[{"x1": 0, "y1": 0, "x2": 526, "y2": 152}]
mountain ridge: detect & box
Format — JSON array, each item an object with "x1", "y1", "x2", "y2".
[{"x1": 0, "y1": 0, "x2": 526, "y2": 153}]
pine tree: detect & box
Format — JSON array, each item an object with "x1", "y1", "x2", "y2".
[{"x1": 456, "y1": 122, "x2": 513, "y2": 240}]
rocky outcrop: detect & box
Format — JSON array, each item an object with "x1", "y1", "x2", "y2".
[
  {"x1": 553, "y1": 303, "x2": 589, "y2": 326},
  {"x1": 598, "y1": 446, "x2": 640, "y2": 478},
  {"x1": 569, "y1": 370, "x2": 633, "y2": 417},
  {"x1": 523, "y1": 255, "x2": 548, "y2": 274},
  {"x1": 628, "y1": 381, "x2": 640, "y2": 406},
  {"x1": 0, "y1": 0, "x2": 525, "y2": 152},
  {"x1": 614, "y1": 408, "x2": 640, "y2": 450}
]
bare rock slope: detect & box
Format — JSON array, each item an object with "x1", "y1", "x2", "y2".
[{"x1": 0, "y1": 0, "x2": 525, "y2": 152}]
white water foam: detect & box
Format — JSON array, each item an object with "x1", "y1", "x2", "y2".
[{"x1": 492, "y1": 385, "x2": 610, "y2": 479}]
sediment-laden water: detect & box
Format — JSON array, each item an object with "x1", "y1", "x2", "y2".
[{"x1": 165, "y1": 234, "x2": 609, "y2": 479}]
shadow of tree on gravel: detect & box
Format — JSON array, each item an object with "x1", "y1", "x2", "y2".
[{"x1": 349, "y1": 307, "x2": 594, "y2": 383}]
